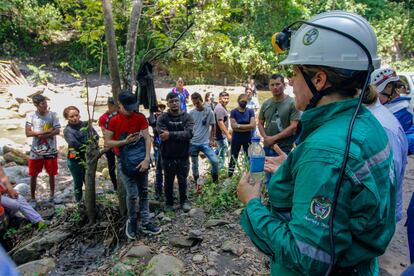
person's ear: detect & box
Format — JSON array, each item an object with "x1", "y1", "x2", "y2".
[{"x1": 312, "y1": 71, "x2": 329, "y2": 91}]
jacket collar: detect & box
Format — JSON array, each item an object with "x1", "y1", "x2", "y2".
[{"x1": 298, "y1": 98, "x2": 360, "y2": 143}]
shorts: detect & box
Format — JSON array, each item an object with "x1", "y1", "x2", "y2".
[{"x1": 28, "y1": 158, "x2": 58, "y2": 176}]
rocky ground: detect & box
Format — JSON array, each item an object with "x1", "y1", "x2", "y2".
[
  {"x1": 0, "y1": 138, "x2": 268, "y2": 275},
  {"x1": 0, "y1": 64, "x2": 412, "y2": 275}
]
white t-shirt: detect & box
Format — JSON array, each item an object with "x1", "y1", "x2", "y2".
[{"x1": 26, "y1": 111, "x2": 61, "y2": 159}]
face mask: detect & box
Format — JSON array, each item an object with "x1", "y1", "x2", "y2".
[{"x1": 239, "y1": 102, "x2": 247, "y2": 108}]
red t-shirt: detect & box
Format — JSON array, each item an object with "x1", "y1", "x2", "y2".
[
  {"x1": 98, "y1": 112, "x2": 110, "y2": 128},
  {"x1": 107, "y1": 111, "x2": 148, "y2": 155}
]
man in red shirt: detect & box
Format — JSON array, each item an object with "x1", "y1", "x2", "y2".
[
  {"x1": 98, "y1": 97, "x2": 118, "y2": 191},
  {"x1": 104, "y1": 91, "x2": 161, "y2": 240}
]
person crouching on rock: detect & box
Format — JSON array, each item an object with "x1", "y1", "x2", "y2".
[
  {"x1": 0, "y1": 165, "x2": 46, "y2": 229},
  {"x1": 63, "y1": 106, "x2": 98, "y2": 203}
]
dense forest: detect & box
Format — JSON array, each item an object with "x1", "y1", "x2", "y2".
[{"x1": 0, "y1": 0, "x2": 413, "y2": 83}]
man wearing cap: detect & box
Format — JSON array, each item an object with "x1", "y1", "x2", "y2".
[
  {"x1": 98, "y1": 97, "x2": 118, "y2": 191},
  {"x1": 25, "y1": 94, "x2": 61, "y2": 204},
  {"x1": 104, "y1": 91, "x2": 161, "y2": 240}
]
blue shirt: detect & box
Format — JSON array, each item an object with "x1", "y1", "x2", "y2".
[
  {"x1": 230, "y1": 108, "x2": 255, "y2": 139},
  {"x1": 367, "y1": 99, "x2": 408, "y2": 222},
  {"x1": 171, "y1": 87, "x2": 189, "y2": 113}
]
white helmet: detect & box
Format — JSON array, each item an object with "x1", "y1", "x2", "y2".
[
  {"x1": 280, "y1": 11, "x2": 381, "y2": 71},
  {"x1": 370, "y1": 67, "x2": 400, "y2": 93}
]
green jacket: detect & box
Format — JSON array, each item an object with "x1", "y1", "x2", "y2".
[{"x1": 241, "y1": 99, "x2": 396, "y2": 276}]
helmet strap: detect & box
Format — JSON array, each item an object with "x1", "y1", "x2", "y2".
[{"x1": 300, "y1": 67, "x2": 343, "y2": 110}]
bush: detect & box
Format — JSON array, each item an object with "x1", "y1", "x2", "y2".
[{"x1": 196, "y1": 174, "x2": 244, "y2": 217}]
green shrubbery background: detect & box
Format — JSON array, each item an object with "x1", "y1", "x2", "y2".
[{"x1": 1, "y1": 0, "x2": 413, "y2": 83}]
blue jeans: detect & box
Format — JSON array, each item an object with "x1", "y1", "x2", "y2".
[
  {"x1": 264, "y1": 146, "x2": 278, "y2": 187},
  {"x1": 216, "y1": 138, "x2": 228, "y2": 170},
  {"x1": 118, "y1": 162, "x2": 150, "y2": 225},
  {"x1": 191, "y1": 144, "x2": 219, "y2": 179}
]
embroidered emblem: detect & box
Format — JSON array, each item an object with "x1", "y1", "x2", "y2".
[
  {"x1": 310, "y1": 196, "x2": 332, "y2": 220},
  {"x1": 303, "y1": 28, "x2": 319, "y2": 45}
]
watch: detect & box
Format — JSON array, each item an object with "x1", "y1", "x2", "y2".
[{"x1": 237, "y1": 123, "x2": 240, "y2": 129}]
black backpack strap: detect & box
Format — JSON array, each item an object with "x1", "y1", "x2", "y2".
[{"x1": 105, "y1": 111, "x2": 118, "y2": 129}]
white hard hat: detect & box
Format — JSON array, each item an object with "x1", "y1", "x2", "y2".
[
  {"x1": 280, "y1": 11, "x2": 381, "y2": 71},
  {"x1": 370, "y1": 67, "x2": 400, "y2": 93}
]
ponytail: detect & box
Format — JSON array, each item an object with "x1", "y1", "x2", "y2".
[{"x1": 361, "y1": 85, "x2": 378, "y2": 105}]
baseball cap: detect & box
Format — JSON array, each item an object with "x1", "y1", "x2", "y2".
[{"x1": 118, "y1": 92, "x2": 137, "y2": 111}]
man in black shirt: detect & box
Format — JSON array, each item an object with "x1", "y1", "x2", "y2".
[{"x1": 157, "y1": 92, "x2": 194, "y2": 212}]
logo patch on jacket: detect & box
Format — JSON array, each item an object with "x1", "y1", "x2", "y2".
[{"x1": 310, "y1": 196, "x2": 332, "y2": 220}]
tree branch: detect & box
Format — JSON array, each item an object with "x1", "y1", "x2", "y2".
[{"x1": 147, "y1": 21, "x2": 194, "y2": 63}]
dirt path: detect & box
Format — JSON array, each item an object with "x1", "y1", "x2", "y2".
[{"x1": 380, "y1": 156, "x2": 414, "y2": 275}]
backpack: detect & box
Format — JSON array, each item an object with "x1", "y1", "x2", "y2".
[{"x1": 119, "y1": 137, "x2": 147, "y2": 176}]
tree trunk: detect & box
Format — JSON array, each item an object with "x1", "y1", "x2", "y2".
[
  {"x1": 101, "y1": 0, "x2": 122, "y2": 102},
  {"x1": 85, "y1": 135, "x2": 100, "y2": 224},
  {"x1": 124, "y1": 0, "x2": 143, "y2": 91}
]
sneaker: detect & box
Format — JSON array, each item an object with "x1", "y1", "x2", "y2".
[
  {"x1": 125, "y1": 219, "x2": 137, "y2": 240},
  {"x1": 142, "y1": 222, "x2": 162, "y2": 235},
  {"x1": 181, "y1": 202, "x2": 191, "y2": 213}
]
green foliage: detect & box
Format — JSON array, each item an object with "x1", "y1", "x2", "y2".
[
  {"x1": 27, "y1": 64, "x2": 52, "y2": 85},
  {"x1": 390, "y1": 59, "x2": 414, "y2": 71},
  {"x1": 0, "y1": 0, "x2": 63, "y2": 55},
  {"x1": 3, "y1": 227, "x2": 17, "y2": 239},
  {"x1": 69, "y1": 208, "x2": 82, "y2": 224},
  {"x1": 196, "y1": 171, "x2": 244, "y2": 217},
  {"x1": 0, "y1": 0, "x2": 413, "y2": 81},
  {"x1": 97, "y1": 193, "x2": 118, "y2": 208},
  {"x1": 55, "y1": 206, "x2": 66, "y2": 218}
]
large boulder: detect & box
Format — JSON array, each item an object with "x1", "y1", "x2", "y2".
[
  {"x1": 3, "y1": 165, "x2": 29, "y2": 184},
  {"x1": 18, "y1": 103, "x2": 36, "y2": 117},
  {"x1": 17, "y1": 258, "x2": 56, "y2": 276},
  {"x1": 143, "y1": 254, "x2": 184, "y2": 276},
  {"x1": 12, "y1": 230, "x2": 70, "y2": 264},
  {"x1": 0, "y1": 97, "x2": 19, "y2": 109},
  {"x1": 0, "y1": 109, "x2": 20, "y2": 120},
  {"x1": 0, "y1": 138, "x2": 25, "y2": 155},
  {"x1": 8, "y1": 85, "x2": 41, "y2": 103},
  {"x1": 125, "y1": 245, "x2": 152, "y2": 258},
  {"x1": 3, "y1": 146, "x2": 28, "y2": 165}
]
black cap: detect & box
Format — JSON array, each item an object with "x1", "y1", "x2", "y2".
[
  {"x1": 32, "y1": 94, "x2": 47, "y2": 104},
  {"x1": 107, "y1": 97, "x2": 115, "y2": 105},
  {"x1": 118, "y1": 92, "x2": 137, "y2": 111}
]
